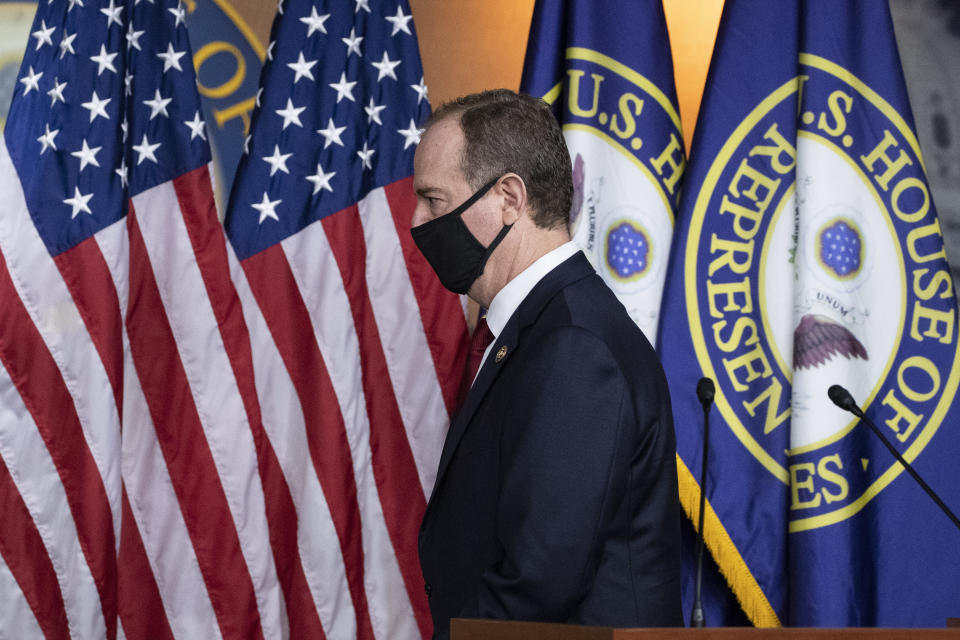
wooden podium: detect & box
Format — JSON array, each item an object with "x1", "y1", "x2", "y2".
[{"x1": 451, "y1": 619, "x2": 960, "y2": 639}]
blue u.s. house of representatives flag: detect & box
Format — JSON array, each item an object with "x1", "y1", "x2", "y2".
[
  {"x1": 520, "y1": 0, "x2": 684, "y2": 339},
  {"x1": 659, "y1": 0, "x2": 960, "y2": 626}
]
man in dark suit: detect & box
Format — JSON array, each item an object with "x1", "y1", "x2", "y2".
[{"x1": 411, "y1": 89, "x2": 682, "y2": 639}]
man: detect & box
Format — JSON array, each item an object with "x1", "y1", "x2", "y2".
[{"x1": 411, "y1": 89, "x2": 682, "y2": 638}]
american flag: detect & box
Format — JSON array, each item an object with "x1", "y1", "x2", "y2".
[
  {"x1": 227, "y1": 0, "x2": 468, "y2": 639},
  {"x1": 0, "y1": 0, "x2": 466, "y2": 638}
]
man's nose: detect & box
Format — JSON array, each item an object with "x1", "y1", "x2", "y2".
[{"x1": 411, "y1": 203, "x2": 428, "y2": 228}]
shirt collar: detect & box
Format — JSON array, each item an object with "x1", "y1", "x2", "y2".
[{"x1": 484, "y1": 241, "x2": 581, "y2": 339}]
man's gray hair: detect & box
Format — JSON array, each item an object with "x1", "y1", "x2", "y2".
[{"x1": 427, "y1": 89, "x2": 573, "y2": 230}]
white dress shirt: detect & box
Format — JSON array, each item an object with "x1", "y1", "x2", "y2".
[{"x1": 474, "y1": 241, "x2": 582, "y2": 380}]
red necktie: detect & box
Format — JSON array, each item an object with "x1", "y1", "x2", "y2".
[{"x1": 457, "y1": 316, "x2": 494, "y2": 407}]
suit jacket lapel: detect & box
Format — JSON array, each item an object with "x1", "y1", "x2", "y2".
[{"x1": 426, "y1": 253, "x2": 596, "y2": 509}]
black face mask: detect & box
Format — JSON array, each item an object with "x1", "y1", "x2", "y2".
[{"x1": 410, "y1": 177, "x2": 513, "y2": 294}]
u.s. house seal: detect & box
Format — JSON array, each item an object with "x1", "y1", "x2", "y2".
[{"x1": 686, "y1": 54, "x2": 960, "y2": 531}]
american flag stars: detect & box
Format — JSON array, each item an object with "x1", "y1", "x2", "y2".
[
  {"x1": 63, "y1": 186, "x2": 94, "y2": 218},
  {"x1": 90, "y1": 44, "x2": 118, "y2": 75},
  {"x1": 329, "y1": 72, "x2": 357, "y2": 102},
  {"x1": 384, "y1": 5, "x2": 413, "y2": 36},
  {"x1": 317, "y1": 118, "x2": 346, "y2": 148},
  {"x1": 169, "y1": 2, "x2": 186, "y2": 27},
  {"x1": 71, "y1": 138, "x2": 102, "y2": 171},
  {"x1": 7, "y1": 0, "x2": 211, "y2": 244},
  {"x1": 252, "y1": 192, "x2": 282, "y2": 223},
  {"x1": 287, "y1": 52, "x2": 317, "y2": 83},
  {"x1": 157, "y1": 42, "x2": 187, "y2": 73},
  {"x1": 371, "y1": 51, "x2": 401, "y2": 82},
  {"x1": 100, "y1": 0, "x2": 124, "y2": 28},
  {"x1": 410, "y1": 76, "x2": 428, "y2": 104},
  {"x1": 230, "y1": 1, "x2": 430, "y2": 246},
  {"x1": 32, "y1": 19, "x2": 56, "y2": 51},
  {"x1": 300, "y1": 7, "x2": 330, "y2": 37},
  {"x1": 397, "y1": 119, "x2": 423, "y2": 150},
  {"x1": 48, "y1": 78, "x2": 67, "y2": 106},
  {"x1": 306, "y1": 163, "x2": 336, "y2": 195},
  {"x1": 126, "y1": 26, "x2": 145, "y2": 51},
  {"x1": 184, "y1": 112, "x2": 207, "y2": 141},
  {"x1": 263, "y1": 145, "x2": 293, "y2": 176},
  {"x1": 357, "y1": 141, "x2": 375, "y2": 169},
  {"x1": 342, "y1": 27, "x2": 363, "y2": 57},
  {"x1": 276, "y1": 98, "x2": 306, "y2": 129},
  {"x1": 365, "y1": 97, "x2": 386, "y2": 124},
  {"x1": 19, "y1": 66, "x2": 43, "y2": 95},
  {"x1": 81, "y1": 91, "x2": 110, "y2": 122},
  {"x1": 59, "y1": 32, "x2": 77, "y2": 58},
  {"x1": 144, "y1": 89, "x2": 172, "y2": 119},
  {"x1": 133, "y1": 134, "x2": 161, "y2": 165},
  {"x1": 37, "y1": 124, "x2": 59, "y2": 154}
]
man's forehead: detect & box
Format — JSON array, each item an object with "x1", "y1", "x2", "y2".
[
  {"x1": 419, "y1": 116, "x2": 463, "y2": 154},
  {"x1": 414, "y1": 117, "x2": 465, "y2": 183}
]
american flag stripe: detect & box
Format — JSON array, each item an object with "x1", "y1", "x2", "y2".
[
  {"x1": 52, "y1": 241, "x2": 124, "y2": 411},
  {"x1": 97, "y1": 200, "x2": 208, "y2": 640},
  {"x1": 49, "y1": 236, "x2": 172, "y2": 640},
  {"x1": 382, "y1": 179, "x2": 468, "y2": 415},
  {"x1": 116, "y1": 351, "x2": 222, "y2": 640},
  {"x1": 0, "y1": 149, "x2": 124, "y2": 527},
  {"x1": 1, "y1": 138, "x2": 128, "y2": 640},
  {"x1": 126, "y1": 208, "x2": 264, "y2": 640},
  {"x1": 228, "y1": 249, "x2": 359, "y2": 640},
  {"x1": 356, "y1": 186, "x2": 449, "y2": 494},
  {"x1": 0, "y1": 241, "x2": 116, "y2": 639},
  {"x1": 0, "y1": 439, "x2": 69, "y2": 640},
  {"x1": 242, "y1": 243, "x2": 376, "y2": 640},
  {"x1": 132, "y1": 180, "x2": 284, "y2": 639},
  {"x1": 222, "y1": 1, "x2": 472, "y2": 634},
  {"x1": 320, "y1": 198, "x2": 432, "y2": 637},
  {"x1": 116, "y1": 486, "x2": 176, "y2": 640},
  {"x1": 172, "y1": 167, "x2": 328, "y2": 640},
  {"x1": 93, "y1": 223, "x2": 173, "y2": 640},
  {"x1": 274, "y1": 208, "x2": 417, "y2": 638},
  {"x1": 0, "y1": 547, "x2": 48, "y2": 640},
  {"x1": 280, "y1": 210, "x2": 423, "y2": 640}
]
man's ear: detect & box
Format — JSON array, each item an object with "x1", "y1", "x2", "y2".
[{"x1": 497, "y1": 173, "x2": 528, "y2": 225}]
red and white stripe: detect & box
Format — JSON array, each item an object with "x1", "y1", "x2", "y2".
[{"x1": 0, "y1": 131, "x2": 468, "y2": 637}]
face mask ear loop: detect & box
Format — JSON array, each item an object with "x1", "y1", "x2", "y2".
[
  {"x1": 452, "y1": 176, "x2": 499, "y2": 217},
  {"x1": 473, "y1": 222, "x2": 514, "y2": 280},
  {"x1": 412, "y1": 176, "x2": 500, "y2": 234}
]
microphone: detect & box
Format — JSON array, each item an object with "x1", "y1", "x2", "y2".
[
  {"x1": 827, "y1": 384, "x2": 861, "y2": 416},
  {"x1": 691, "y1": 377, "x2": 715, "y2": 628},
  {"x1": 697, "y1": 377, "x2": 715, "y2": 408},
  {"x1": 828, "y1": 384, "x2": 960, "y2": 533}
]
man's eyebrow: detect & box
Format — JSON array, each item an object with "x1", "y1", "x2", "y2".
[{"x1": 415, "y1": 186, "x2": 442, "y2": 197}]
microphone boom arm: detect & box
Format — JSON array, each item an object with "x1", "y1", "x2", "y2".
[{"x1": 827, "y1": 385, "x2": 960, "y2": 533}]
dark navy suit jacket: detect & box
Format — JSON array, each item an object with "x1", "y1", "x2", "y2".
[{"x1": 418, "y1": 252, "x2": 682, "y2": 639}]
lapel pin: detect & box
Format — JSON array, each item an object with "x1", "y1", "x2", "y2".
[{"x1": 495, "y1": 345, "x2": 508, "y2": 362}]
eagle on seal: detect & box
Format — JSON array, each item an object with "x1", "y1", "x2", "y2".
[{"x1": 793, "y1": 313, "x2": 868, "y2": 370}]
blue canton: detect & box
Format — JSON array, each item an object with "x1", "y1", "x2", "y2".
[
  {"x1": 224, "y1": 0, "x2": 430, "y2": 261},
  {"x1": 5, "y1": 0, "x2": 211, "y2": 258}
]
